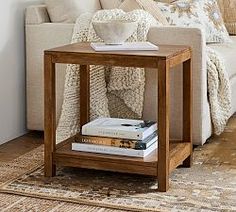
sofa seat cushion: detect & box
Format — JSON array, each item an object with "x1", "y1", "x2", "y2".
[
  {"x1": 45, "y1": 0, "x2": 101, "y2": 23},
  {"x1": 208, "y1": 36, "x2": 236, "y2": 79}
]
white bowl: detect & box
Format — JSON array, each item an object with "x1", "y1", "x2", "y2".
[{"x1": 92, "y1": 20, "x2": 138, "y2": 45}]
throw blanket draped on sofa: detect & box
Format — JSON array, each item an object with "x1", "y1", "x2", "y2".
[
  {"x1": 56, "y1": 9, "x2": 231, "y2": 143},
  {"x1": 206, "y1": 47, "x2": 231, "y2": 135}
]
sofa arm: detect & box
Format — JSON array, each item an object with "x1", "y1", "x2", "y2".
[
  {"x1": 25, "y1": 5, "x2": 50, "y2": 25},
  {"x1": 147, "y1": 26, "x2": 210, "y2": 144},
  {"x1": 148, "y1": 26, "x2": 206, "y2": 49}
]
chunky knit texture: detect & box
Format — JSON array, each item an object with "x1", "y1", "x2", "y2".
[
  {"x1": 206, "y1": 47, "x2": 231, "y2": 135},
  {"x1": 56, "y1": 9, "x2": 159, "y2": 143}
]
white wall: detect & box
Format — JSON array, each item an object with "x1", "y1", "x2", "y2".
[{"x1": 0, "y1": 0, "x2": 42, "y2": 144}]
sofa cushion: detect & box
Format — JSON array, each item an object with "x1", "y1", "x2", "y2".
[
  {"x1": 119, "y1": 0, "x2": 142, "y2": 11},
  {"x1": 25, "y1": 5, "x2": 50, "y2": 24},
  {"x1": 208, "y1": 36, "x2": 236, "y2": 79},
  {"x1": 119, "y1": 0, "x2": 169, "y2": 25},
  {"x1": 100, "y1": 0, "x2": 173, "y2": 9},
  {"x1": 45, "y1": 0, "x2": 101, "y2": 23},
  {"x1": 100, "y1": 0, "x2": 124, "y2": 9}
]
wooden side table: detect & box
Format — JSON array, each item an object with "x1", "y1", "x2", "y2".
[{"x1": 44, "y1": 43, "x2": 192, "y2": 192}]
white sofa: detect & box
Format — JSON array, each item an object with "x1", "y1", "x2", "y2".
[{"x1": 25, "y1": 3, "x2": 236, "y2": 145}]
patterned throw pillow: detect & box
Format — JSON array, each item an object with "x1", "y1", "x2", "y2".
[
  {"x1": 197, "y1": 0, "x2": 231, "y2": 43},
  {"x1": 218, "y1": 0, "x2": 236, "y2": 35},
  {"x1": 155, "y1": 0, "x2": 231, "y2": 43}
]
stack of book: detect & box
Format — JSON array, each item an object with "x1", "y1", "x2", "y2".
[{"x1": 72, "y1": 118, "x2": 158, "y2": 158}]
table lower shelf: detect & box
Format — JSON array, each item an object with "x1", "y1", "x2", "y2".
[{"x1": 53, "y1": 138, "x2": 191, "y2": 176}]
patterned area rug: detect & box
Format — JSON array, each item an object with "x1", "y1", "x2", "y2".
[{"x1": 0, "y1": 116, "x2": 236, "y2": 211}]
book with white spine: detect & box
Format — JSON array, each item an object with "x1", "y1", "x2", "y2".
[
  {"x1": 72, "y1": 140, "x2": 157, "y2": 157},
  {"x1": 82, "y1": 118, "x2": 157, "y2": 140}
]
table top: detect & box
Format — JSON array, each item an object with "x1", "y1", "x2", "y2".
[{"x1": 45, "y1": 42, "x2": 191, "y2": 60}]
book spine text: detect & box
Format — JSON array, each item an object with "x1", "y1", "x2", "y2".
[{"x1": 82, "y1": 128, "x2": 143, "y2": 140}]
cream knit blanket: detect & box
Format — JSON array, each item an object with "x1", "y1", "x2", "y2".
[
  {"x1": 56, "y1": 9, "x2": 160, "y2": 143},
  {"x1": 206, "y1": 47, "x2": 231, "y2": 135}
]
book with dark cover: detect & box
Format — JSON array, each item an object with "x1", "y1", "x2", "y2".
[{"x1": 75, "y1": 132, "x2": 157, "y2": 150}]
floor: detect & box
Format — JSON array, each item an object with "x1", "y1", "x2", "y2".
[
  {"x1": 0, "y1": 132, "x2": 123, "y2": 211},
  {"x1": 0, "y1": 131, "x2": 43, "y2": 162}
]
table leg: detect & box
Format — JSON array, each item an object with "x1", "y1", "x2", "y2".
[
  {"x1": 44, "y1": 54, "x2": 56, "y2": 177},
  {"x1": 158, "y1": 60, "x2": 170, "y2": 192},
  {"x1": 80, "y1": 65, "x2": 90, "y2": 128},
  {"x1": 182, "y1": 58, "x2": 193, "y2": 167}
]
